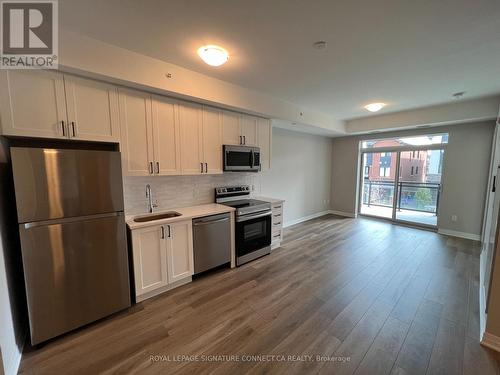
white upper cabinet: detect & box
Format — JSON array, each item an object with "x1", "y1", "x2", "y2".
[
  {"x1": 0, "y1": 70, "x2": 67, "y2": 138},
  {"x1": 202, "y1": 106, "x2": 223, "y2": 174},
  {"x1": 152, "y1": 95, "x2": 181, "y2": 175},
  {"x1": 166, "y1": 221, "x2": 194, "y2": 283},
  {"x1": 179, "y1": 101, "x2": 203, "y2": 175},
  {"x1": 221, "y1": 110, "x2": 259, "y2": 146},
  {"x1": 64, "y1": 75, "x2": 120, "y2": 142},
  {"x1": 222, "y1": 110, "x2": 241, "y2": 145},
  {"x1": 0, "y1": 70, "x2": 272, "y2": 175},
  {"x1": 0, "y1": 71, "x2": 120, "y2": 142},
  {"x1": 119, "y1": 88, "x2": 154, "y2": 176},
  {"x1": 240, "y1": 115, "x2": 258, "y2": 146},
  {"x1": 131, "y1": 225, "x2": 168, "y2": 297},
  {"x1": 258, "y1": 118, "x2": 272, "y2": 171}
]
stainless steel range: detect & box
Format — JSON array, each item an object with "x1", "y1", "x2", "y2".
[{"x1": 215, "y1": 185, "x2": 272, "y2": 266}]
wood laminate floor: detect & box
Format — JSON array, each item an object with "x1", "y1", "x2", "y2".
[{"x1": 20, "y1": 215, "x2": 500, "y2": 375}]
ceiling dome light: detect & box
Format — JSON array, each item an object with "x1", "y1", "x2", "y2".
[
  {"x1": 197, "y1": 45, "x2": 229, "y2": 66},
  {"x1": 364, "y1": 102, "x2": 386, "y2": 112}
]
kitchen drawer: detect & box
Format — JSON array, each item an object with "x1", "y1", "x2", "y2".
[
  {"x1": 272, "y1": 216, "x2": 283, "y2": 228},
  {"x1": 272, "y1": 231, "x2": 282, "y2": 242},
  {"x1": 271, "y1": 228, "x2": 283, "y2": 236},
  {"x1": 272, "y1": 210, "x2": 283, "y2": 221},
  {"x1": 272, "y1": 203, "x2": 283, "y2": 211}
]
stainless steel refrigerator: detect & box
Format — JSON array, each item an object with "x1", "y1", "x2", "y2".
[{"x1": 11, "y1": 147, "x2": 131, "y2": 345}]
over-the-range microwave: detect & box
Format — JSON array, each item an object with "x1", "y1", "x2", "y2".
[{"x1": 223, "y1": 145, "x2": 261, "y2": 172}]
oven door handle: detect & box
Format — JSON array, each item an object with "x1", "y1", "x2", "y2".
[{"x1": 236, "y1": 210, "x2": 272, "y2": 222}]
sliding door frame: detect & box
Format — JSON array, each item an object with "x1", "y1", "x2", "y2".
[{"x1": 358, "y1": 144, "x2": 446, "y2": 230}]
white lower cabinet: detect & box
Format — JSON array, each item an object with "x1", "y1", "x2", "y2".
[
  {"x1": 166, "y1": 221, "x2": 194, "y2": 283},
  {"x1": 132, "y1": 225, "x2": 168, "y2": 296},
  {"x1": 271, "y1": 201, "x2": 284, "y2": 249},
  {"x1": 131, "y1": 220, "x2": 194, "y2": 301}
]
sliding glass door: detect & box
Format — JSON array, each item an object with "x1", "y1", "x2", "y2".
[
  {"x1": 360, "y1": 152, "x2": 398, "y2": 219},
  {"x1": 359, "y1": 136, "x2": 447, "y2": 228},
  {"x1": 395, "y1": 149, "x2": 443, "y2": 226}
]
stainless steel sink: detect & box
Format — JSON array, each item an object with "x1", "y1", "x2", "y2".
[{"x1": 133, "y1": 211, "x2": 182, "y2": 223}]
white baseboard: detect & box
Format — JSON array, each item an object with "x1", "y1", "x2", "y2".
[
  {"x1": 283, "y1": 210, "x2": 333, "y2": 228},
  {"x1": 330, "y1": 210, "x2": 357, "y2": 218},
  {"x1": 437, "y1": 228, "x2": 481, "y2": 241},
  {"x1": 481, "y1": 332, "x2": 500, "y2": 352}
]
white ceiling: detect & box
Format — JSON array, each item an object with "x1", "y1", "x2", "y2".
[{"x1": 60, "y1": 0, "x2": 500, "y2": 121}]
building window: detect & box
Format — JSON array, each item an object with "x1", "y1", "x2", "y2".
[
  {"x1": 380, "y1": 167, "x2": 390, "y2": 177},
  {"x1": 380, "y1": 152, "x2": 386, "y2": 157},
  {"x1": 416, "y1": 166, "x2": 419, "y2": 174},
  {"x1": 364, "y1": 166, "x2": 370, "y2": 176},
  {"x1": 411, "y1": 166, "x2": 414, "y2": 175}
]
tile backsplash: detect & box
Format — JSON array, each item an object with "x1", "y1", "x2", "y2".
[{"x1": 123, "y1": 173, "x2": 262, "y2": 215}]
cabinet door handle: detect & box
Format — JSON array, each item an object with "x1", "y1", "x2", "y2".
[
  {"x1": 167, "y1": 225, "x2": 171, "y2": 238},
  {"x1": 156, "y1": 162, "x2": 160, "y2": 174},
  {"x1": 239, "y1": 135, "x2": 242, "y2": 145},
  {"x1": 205, "y1": 163, "x2": 208, "y2": 173},
  {"x1": 161, "y1": 226, "x2": 165, "y2": 239},
  {"x1": 61, "y1": 121, "x2": 66, "y2": 136},
  {"x1": 274, "y1": 221, "x2": 281, "y2": 225},
  {"x1": 71, "y1": 121, "x2": 76, "y2": 137},
  {"x1": 149, "y1": 162, "x2": 154, "y2": 174},
  {"x1": 200, "y1": 162, "x2": 204, "y2": 173},
  {"x1": 243, "y1": 135, "x2": 246, "y2": 145}
]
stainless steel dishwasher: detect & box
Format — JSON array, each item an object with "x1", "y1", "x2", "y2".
[{"x1": 193, "y1": 213, "x2": 231, "y2": 274}]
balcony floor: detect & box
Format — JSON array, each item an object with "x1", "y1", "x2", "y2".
[{"x1": 360, "y1": 204, "x2": 437, "y2": 226}]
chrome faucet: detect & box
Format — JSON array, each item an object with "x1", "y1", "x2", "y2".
[{"x1": 146, "y1": 184, "x2": 157, "y2": 213}]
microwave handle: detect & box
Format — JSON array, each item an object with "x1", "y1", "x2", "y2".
[{"x1": 251, "y1": 149, "x2": 254, "y2": 168}]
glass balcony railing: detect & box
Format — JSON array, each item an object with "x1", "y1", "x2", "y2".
[{"x1": 362, "y1": 180, "x2": 441, "y2": 214}]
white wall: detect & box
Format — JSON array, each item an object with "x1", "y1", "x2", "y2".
[
  {"x1": 259, "y1": 128, "x2": 333, "y2": 225},
  {"x1": 123, "y1": 127, "x2": 333, "y2": 226}
]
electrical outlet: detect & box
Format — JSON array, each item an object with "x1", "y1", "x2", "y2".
[{"x1": 451, "y1": 215, "x2": 458, "y2": 222}]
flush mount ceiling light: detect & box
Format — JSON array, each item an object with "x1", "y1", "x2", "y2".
[
  {"x1": 364, "y1": 102, "x2": 386, "y2": 112},
  {"x1": 197, "y1": 45, "x2": 229, "y2": 66}
]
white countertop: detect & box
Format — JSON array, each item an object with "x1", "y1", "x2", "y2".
[
  {"x1": 254, "y1": 196, "x2": 285, "y2": 204},
  {"x1": 126, "y1": 203, "x2": 235, "y2": 230}
]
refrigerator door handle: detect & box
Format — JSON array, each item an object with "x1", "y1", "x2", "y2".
[{"x1": 23, "y1": 212, "x2": 123, "y2": 229}]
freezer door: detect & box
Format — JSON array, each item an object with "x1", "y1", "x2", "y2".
[
  {"x1": 19, "y1": 213, "x2": 131, "y2": 345},
  {"x1": 11, "y1": 147, "x2": 124, "y2": 223}
]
